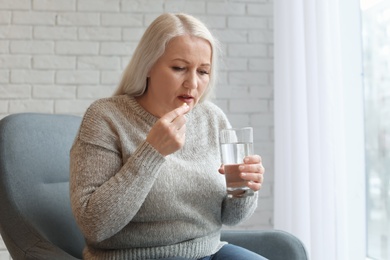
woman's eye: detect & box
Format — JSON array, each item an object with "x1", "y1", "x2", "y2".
[
  {"x1": 198, "y1": 70, "x2": 210, "y2": 75},
  {"x1": 172, "y1": 66, "x2": 185, "y2": 71}
]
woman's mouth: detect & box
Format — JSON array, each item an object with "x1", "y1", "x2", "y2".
[{"x1": 178, "y1": 95, "x2": 194, "y2": 104}]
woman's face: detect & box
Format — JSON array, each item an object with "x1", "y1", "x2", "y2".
[{"x1": 137, "y1": 35, "x2": 212, "y2": 118}]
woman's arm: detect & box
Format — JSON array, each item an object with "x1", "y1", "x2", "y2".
[
  {"x1": 70, "y1": 139, "x2": 165, "y2": 243},
  {"x1": 220, "y1": 155, "x2": 264, "y2": 225}
]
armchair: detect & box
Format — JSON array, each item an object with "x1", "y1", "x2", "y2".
[{"x1": 0, "y1": 113, "x2": 307, "y2": 260}]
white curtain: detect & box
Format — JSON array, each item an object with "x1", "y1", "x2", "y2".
[{"x1": 273, "y1": 1, "x2": 363, "y2": 260}]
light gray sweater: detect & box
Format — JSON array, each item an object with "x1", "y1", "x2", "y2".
[{"x1": 70, "y1": 95, "x2": 258, "y2": 259}]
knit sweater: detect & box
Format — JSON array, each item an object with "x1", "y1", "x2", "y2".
[{"x1": 70, "y1": 94, "x2": 258, "y2": 260}]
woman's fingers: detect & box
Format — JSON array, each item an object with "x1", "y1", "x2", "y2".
[
  {"x1": 238, "y1": 154, "x2": 265, "y2": 192},
  {"x1": 243, "y1": 154, "x2": 261, "y2": 164},
  {"x1": 146, "y1": 103, "x2": 190, "y2": 156},
  {"x1": 239, "y1": 163, "x2": 264, "y2": 173},
  {"x1": 240, "y1": 172, "x2": 264, "y2": 183},
  {"x1": 162, "y1": 103, "x2": 189, "y2": 123},
  {"x1": 218, "y1": 164, "x2": 225, "y2": 174}
]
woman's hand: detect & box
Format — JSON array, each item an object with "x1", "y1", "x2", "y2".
[
  {"x1": 218, "y1": 154, "x2": 265, "y2": 192},
  {"x1": 146, "y1": 103, "x2": 189, "y2": 156}
]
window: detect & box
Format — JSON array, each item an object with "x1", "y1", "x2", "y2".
[{"x1": 362, "y1": 0, "x2": 390, "y2": 259}]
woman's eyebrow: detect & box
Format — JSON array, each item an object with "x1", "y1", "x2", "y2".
[{"x1": 172, "y1": 58, "x2": 211, "y2": 67}]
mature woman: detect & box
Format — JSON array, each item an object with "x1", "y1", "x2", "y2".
[{"x1": 70, "y1": 13, "x2": 266, "y2": 260}]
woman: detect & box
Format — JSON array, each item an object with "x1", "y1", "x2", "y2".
[{"x1": 70, "y1": 13, "x2": 266, "y2": 260}]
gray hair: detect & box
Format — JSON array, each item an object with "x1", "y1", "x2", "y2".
[{"x1": 113, "y1": 13, "x2": 220, "y2": 102}]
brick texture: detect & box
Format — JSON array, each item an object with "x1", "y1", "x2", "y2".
[{"x1": 0, "y1": 0, "x2": 274, "y2": 257}]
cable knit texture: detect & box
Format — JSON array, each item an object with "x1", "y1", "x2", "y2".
[{"x1": 70, "y1": 94, "x2": 258, "y2": 259}]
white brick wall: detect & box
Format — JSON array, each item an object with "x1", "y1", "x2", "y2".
[{"x1": 0, "y1": 0, "x2": 274, "y2": 258}]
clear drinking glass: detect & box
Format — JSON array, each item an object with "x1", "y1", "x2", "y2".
[{"x1": 220, "y1": 127, "x2": 254, "y2": 198}]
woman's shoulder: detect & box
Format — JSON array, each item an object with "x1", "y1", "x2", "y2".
[
  {"x1": 86, "y1": 95, "x2": 131, "y2": 114},
  {"x1": 76, "y1": 95, "x2": 133, "y2": 149}
]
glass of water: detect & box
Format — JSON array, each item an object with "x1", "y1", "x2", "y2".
[{"x1": 219, "y1": 127, "x2": 254, "y2": 198}]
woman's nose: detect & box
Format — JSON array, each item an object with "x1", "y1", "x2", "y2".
[{"x1": 184, "y1": 71, "x2": 197, "y2": 89}]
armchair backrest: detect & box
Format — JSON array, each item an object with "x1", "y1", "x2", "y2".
[{"x1": 0, "y1": 113, "x2": 85, "y2": 260}]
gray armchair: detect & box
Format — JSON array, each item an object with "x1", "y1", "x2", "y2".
[{"x1": 0, "y1": 113, "x2": 308, "y2": 260}]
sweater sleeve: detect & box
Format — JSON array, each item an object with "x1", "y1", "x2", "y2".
[
  {"x1": 221, "y1": 192, "x2": 259, "y2": 226},
  {"x1": 70, "y1": 139, "x2": 165, "y2": 243},
  {"x1": 69, "y1": 100, "x2": 167, "y2": 243}
]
